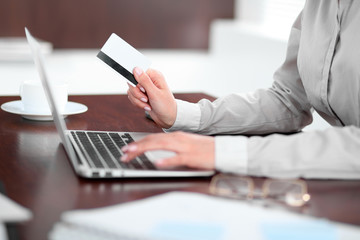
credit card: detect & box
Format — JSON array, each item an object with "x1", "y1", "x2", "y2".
[{"x1": 97, "y1": 33, "x2": 151, "y2": 86}]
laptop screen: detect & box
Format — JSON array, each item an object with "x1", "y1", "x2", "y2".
[{"x1": 25, "y1": 27, "x2": 79, "y2": 166}]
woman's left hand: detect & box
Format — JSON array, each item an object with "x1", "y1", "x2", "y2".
[{"x1": 121, "y1": 131, "x2": 215, "y2": 170}]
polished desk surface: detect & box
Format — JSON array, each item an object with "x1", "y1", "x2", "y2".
[{"x1": 0, "y1": 93, "x2": 360, "y2": 240}]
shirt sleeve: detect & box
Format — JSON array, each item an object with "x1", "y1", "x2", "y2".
[
  {"x1": 163, "y1": 99, "x2": 202, "y2": 132},
  {"x1": 164, "y1": 11, "x2": 360, "y2": 179},
  {"x1": 168, "y1": 12, "x2": 312, "y2": 137},
  {"x1": 246, "y1": 126, "x2": 360, "y2": 179},
  {"x1": 164, "y1": 12, "x2": 312, "y2": 174},
  {"x1": 168, "y1": 98, "x2": 360, "y2": 179},
  {"x1": 213, "y1": 126, "x2": 360, "y2": 179},
  {"x1": 214, "y1": 135, "x2": 248, "y2": 174}
]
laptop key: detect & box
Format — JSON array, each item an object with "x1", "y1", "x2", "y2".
[
  {"x1": 138, "y1": 154, "x2": 156, "y2": 170},
  {"x1": 75, "y1": 131, "x2": 156, "y2": 170},
  {"x1": 121, "y1": 133, "x2": 134, "y2": 144},
  {"x1": 124, "y1": 134, "x2": 156, "y2": 170},
  {"x1": 99, "y1": 133, "x2": 139, "y2": 169},
  {"x1": 97, "y1": 133, "x2": 122, "y2": 159},
  {"x1": 74, "y1": 131, "x2": 105, "y2": 169},
  {"x1": 87, "y1": 132, "x2": 117, "y2": 169},
  {"x1": 109, "y1": 133, "x2": 126, "y2": 149}
]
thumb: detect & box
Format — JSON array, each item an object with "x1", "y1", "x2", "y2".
[
  {"x1": 133, "y1": 67, "x2": 158, "y2": 93},
  {"x1": 146, "y1": 69, "x2": 168, "y2": 90}
]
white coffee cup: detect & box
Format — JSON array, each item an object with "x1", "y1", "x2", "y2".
[{"x1": 20, "y1": 80, "x2": 68, "y2": 114}]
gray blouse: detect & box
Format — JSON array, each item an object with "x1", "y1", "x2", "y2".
[{"x1": 166, "y1": 0, "x2": 360, "y2": 179}]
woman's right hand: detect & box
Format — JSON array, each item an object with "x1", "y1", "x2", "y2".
[{"x1": 127, "y1": 67, "x2": 177, "y2": 129}]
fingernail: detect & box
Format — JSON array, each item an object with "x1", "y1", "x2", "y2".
[
  {"x1": 125, "y1": 144, "x2": 137, "y2": 152},
  {"x1": 140, "y1": 87, "x2": 146, "y2": 93},
  {"x1": 134, "y1": 67, "x2": 143, "y2": 76},
  {"x1": 144, "y1": 106, "x2": 151, "y2": 111},
  {"x1": 121, "y1": 154, "x2": 128, "y2": 161},
  {"x1": 122, "y1": 145, "x2": 137, "y2": 152},
  {"x1": 155, "y1": 159, "x2": 165, "y2": 166},
  {"x1": 140, "y1": 97, "x2": 147, "y2": 103},
  {"x1": 121, "y1": 145, "x2": 129, "y2": 152}
]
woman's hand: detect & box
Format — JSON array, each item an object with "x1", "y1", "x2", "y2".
[
  {"x1": 121, "y1": 131, "x2": 215, "y2": 170},
  {"x1": 127, "y1": 67, "x2": 177, "y2": 129}
]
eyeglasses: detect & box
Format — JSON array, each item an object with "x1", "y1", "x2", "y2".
[{"x1": 209, "y1": 174, "x2": 311, "y2": 207}]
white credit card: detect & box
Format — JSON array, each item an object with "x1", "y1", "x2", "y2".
[{"x1": 97, "y1": 33, "x2": 151, "y2": 86}]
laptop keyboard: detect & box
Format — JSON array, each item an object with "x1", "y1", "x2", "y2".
[{"x1": 70, "y1": 131, "x2": 156, "y2": 170}]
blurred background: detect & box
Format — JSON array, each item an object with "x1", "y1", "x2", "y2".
[
  {"x1": 0, "y1": 0, "x2": 328, "y2": 129},
  {"x1": 0, "y1": 0, "x2": 234, "y2": 49}
]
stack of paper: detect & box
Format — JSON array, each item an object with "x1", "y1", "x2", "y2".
[
  {"x1": 49, "y1": 191, "x2": 360, "y2": 240},
  {"x1": 0, "y1": 193, "x2": 32, "y2": 222},
  {"x1": 0, "y1": 224, "x2": 7, "y2": 240},
  {"x1": 0, "y1": 193, "x2": 32, "y2": 240}
]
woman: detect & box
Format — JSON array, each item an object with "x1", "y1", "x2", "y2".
[{"x1": 121, "y1": 0, "x2": 360, "y2": 179}]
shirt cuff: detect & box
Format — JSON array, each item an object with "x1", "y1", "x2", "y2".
[
  {"x1": 215, "y1": 135, "x2": 248, "y2": 174},
  {"x1": 163, "y1": 99, "x2": 201, "y2": 132}
]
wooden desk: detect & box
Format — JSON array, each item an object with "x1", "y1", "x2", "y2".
[{"x1": 0, "y1": 94, "x2": 360, "y2": 240}]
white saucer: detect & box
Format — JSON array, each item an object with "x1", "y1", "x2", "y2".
[{"x1": 1, "y1": 100, "x2": 88, "y2": 121}]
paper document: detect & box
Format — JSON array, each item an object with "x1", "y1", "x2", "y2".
[
  {"x1": 49, "y1": 191, "x2": 360, "y2": 240},
  {"x1": 0, "y1": 224, "x2": 7, "y2": 240},
  {"x1": 0, "y1": 193, "x2": 32, "y2": 222}
]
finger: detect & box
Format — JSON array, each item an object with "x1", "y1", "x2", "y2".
[
  {"x1": 127, "y1": 83, "x2": 148, "y2": 103},
  {"x1": 127, "y1": 89, "x2": 151, "y2": 111},
  {"x1": 121, "y1": 134, "x2": 177, "y2": 161},
  {"x1": 128, "y1": 82, "x2": 146, "y2": 94},
  {"x1": 155, "y1": 156, "x2": 184, "y2": 168},
  {"x1": 137, "y1": 84, "x2": 146, "y2": 93},
  {"x1": 146, "y1": 69, "x2": 168, "y2": 90},
  {"x1": 133, "y1": 67, "x2": 159, "y2": 93}
]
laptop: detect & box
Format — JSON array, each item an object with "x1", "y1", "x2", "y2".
[{"x1": 25, "y1": 28, "x2": 214, "y2": 178}]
